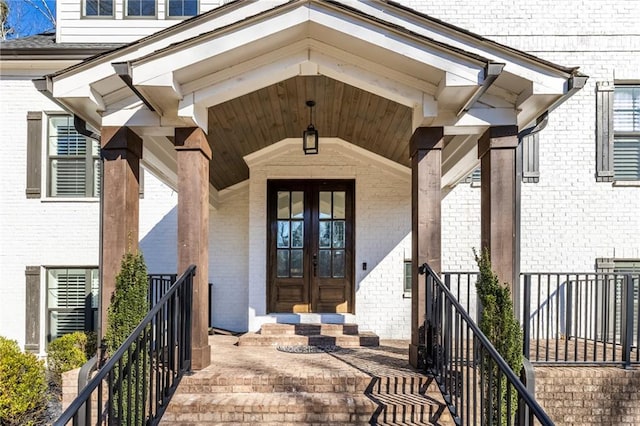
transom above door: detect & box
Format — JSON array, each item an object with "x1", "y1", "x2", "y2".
[{"x1": 267, "y1": 180, "x2": 355, "y2": 314}]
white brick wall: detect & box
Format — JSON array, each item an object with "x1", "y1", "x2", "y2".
[
  {"x1": 0, "y1": 73, "x2": 181, "y2": 350},
  {"x1": 402, "y1": 0, "x2": 640, "y2": 273}
]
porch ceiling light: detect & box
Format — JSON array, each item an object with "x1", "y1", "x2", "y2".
[{"x1": 303, "y1": 100, "x2": 319, "y2": 155}]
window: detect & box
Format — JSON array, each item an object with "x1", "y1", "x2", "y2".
[
  {"x1": 46, "y1": 268, "x2": 98, "y2": 342},
  {"x1": 84, "y1": 0, "x2": 114, "y2": 17},
  {"x1": 404, "y1": 260, "x2": 412, "y2": 294},
  {"x1": 127, "y1": 0, "x2": 156, "y2": 17},
  {"x1": 613, "y1": 86, "x2": 640, "y2": 180},
  {"x1": 47, "y1": 115, "x2": 100, "y2": 198},
  {"x1": 167, "y1": 0, "x2": 198, "y2": 17},
  {"x1": 463, "y1": 167, "x2": 481, "y2": 185}
]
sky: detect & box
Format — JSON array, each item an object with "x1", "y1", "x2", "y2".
[{"x1": 4, "y1": 0, "x2": 56, "y2": 39}]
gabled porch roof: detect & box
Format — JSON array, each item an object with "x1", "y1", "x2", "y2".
[{"x1": 37, "y1": 0, "x2": 585, "y2": 194}]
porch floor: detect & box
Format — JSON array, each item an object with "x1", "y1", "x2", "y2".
[{"x1": 161, "y1": 335, "x2": 454, "y2": 425}]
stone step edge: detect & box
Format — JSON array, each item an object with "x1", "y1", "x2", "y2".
[
  {"x1": 237, "y1": 332, "x2": 380, "y2": 347},
  {"x1": 177, "y1": 374, "x2": 438, "y2": 395},
  {"x1": 164, "y1": 392, "x2": 377, "y2": 415},
  {"x1": 259, "y1": 323, "x2": 360, "y2": 336}
]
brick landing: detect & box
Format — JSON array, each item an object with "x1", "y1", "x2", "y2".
[{"x1": 160, "y1": 335, "x2": 454, "y2": 425}]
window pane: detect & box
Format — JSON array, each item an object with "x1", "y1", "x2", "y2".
[
  {"x1": 86, "y1": 0, "x2": 113, "y2": 16},
  {"x1": 290, "y1": 250, "x2": 303, "y2": 278},
  {"x1": 277, "y1": 250, "x2": 289, "y2": 278},
  {"x1": 90, "y1": 270, "x2": 99, "y2": 308},
  {"x1": 332, "y1": 221, "x2": 345, "y2": 248},
  {"x1": 291, "y1": 191, "x2": 304, "y2": 218},
  {"x1": 333, "y1": 191, "x2": 345, "y2": 218},
  {"x1": 51, "y1": 159, "x2": 86, "y2": 197},
  {"x1": 318, "y1": 250, "x2": 331, "y2": 277},
  {"x1": 93, "y1": 159, "x2": 101, "y2": 197},
  {"x1": 168, "y1": 0, "x2": 197, "y2": 16},
  {"x1": 47, "y1": 268, "x2": 97, "y2": 341},
  {"x1": 404, "y1": 261, "x2": 412, "y2": 292},
  {"x1": 290, "y1": 221, "x2": 303, "y2": 248},
  {"x1": 319, "y1": 192, "x2": 332, "y2": 219},
  {"x1": 319, "y1": 221, "x2": 331, "y2": 248},
  {"x1": 332, "y1": 250, "x2": 345, "y2": 278},
  {"x1": 277, "y1": 221, "x2": 289, "y2": 248},
  {"x1": 614, "y1": 86, "x2": 640, "y2": 132},
  {"x1": 277, "y1": 191, "x2": 289, "y2": 219},
  {"x1": 127, "y1": 0, "x2": 155, "y2": 16},
  {"x1": 614, "y1": 137, "x2": 640, "y2": 180}
]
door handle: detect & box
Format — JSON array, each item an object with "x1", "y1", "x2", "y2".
[{"x1": 313, "y1": 253, "x2": 317, "y2": 276}]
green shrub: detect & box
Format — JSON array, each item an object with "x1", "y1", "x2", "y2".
[
  {"x1": 105, "y1": 251, "x2": 149, "y2": 424},
  {"x1": 474, "y1": 248, "x2": 523, "y2": 424},
  {"x1": 47, "y1": 331, "x2": 89, "y2": 386},
  {"x1": 0, "y1": 336, "x2": 47, "y2": 426}
]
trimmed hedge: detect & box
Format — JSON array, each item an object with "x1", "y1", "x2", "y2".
[
  {"x1": 47, "y1": 331, "x2": 90, "y2": 386},
  {"x1": 0, "y1": 336, "x2": 47, "y2": 426}
]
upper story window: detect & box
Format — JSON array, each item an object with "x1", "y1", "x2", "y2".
[
  {"x1": 613, "y1": 85, "x2": 640, "y2": 181},
  {"x1": 47, "y1": 115, "x2": 101, "y2": 198},
  {"x1": 127, "y1": 0, "x2": 157, "y2": 17},
  {"x1": 167, "y1": 0, "x2": 198, "y2": 18},
  {"x1": 84, "y1": 0, "x2": 114, "y2": 17}
]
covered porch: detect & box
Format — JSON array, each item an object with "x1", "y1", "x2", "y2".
[{"x1": 39, "y1": 0, "x2": 583, "y2": 372}]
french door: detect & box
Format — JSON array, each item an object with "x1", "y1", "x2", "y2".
[{"x1": 267, "y1": 180, "x2": 354, "y2": 313}]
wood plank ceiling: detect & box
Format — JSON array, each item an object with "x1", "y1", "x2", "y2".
[{"x1": 206, "y1": 75, "x2": 412, "y2": 190}]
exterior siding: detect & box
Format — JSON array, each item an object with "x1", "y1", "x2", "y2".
[{"x1": 56, "y1": 0, "x2": 224, "y2": 43}]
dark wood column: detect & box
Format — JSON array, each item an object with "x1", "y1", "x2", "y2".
[
  {"x1": 175, "y1": 127, "x2": 212, "y2": 370},
  {"x1": 478, "y1": 126, "x2": 519, "y2": 293},
  {"x1": 409, "y1": 127, "x2": 443, "y2": 368},
  {"x1": 100, "y1": 127, "x2": 142, "y2": 339}
]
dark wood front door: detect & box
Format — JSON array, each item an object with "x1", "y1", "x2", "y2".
[{"x1": 267, "y1": 180, "x2": 354, "y2": 313}]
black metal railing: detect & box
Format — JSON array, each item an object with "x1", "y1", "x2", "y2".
[
  {"x1": 422, "y1": 263, "x2": 554, "y2": 426},
  {"x1": 148, "y1": 273, "x2": 178, "y2": 309},
  {"x1": 54, "y1": 265, "x2": 195, "y2": 426},
  {"x1": 443, "y1": 271, "x2": 640, "y2": 367},
  {"x1": 522, "y1": 272, "x2": 639, "y2": 367}
]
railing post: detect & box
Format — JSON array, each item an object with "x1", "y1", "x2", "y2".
[
  {"x1": 621, "y1": 274, "x2": 633, "y2": 369},
  {"x1": 566, "y1": 278, "x2": 573, "y2": 339},
  {"x1": 522, "y1": 274, "x2": 531, "y2": 359}
]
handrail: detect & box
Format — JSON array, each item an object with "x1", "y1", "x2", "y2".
[
  {"x1": 54, "y1": 265, "x2": 196, "y2": 425},
  {"x1": 420, "y1": 263, "x2": 554, "y2": 425}
]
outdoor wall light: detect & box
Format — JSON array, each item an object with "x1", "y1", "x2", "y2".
[{"x1": 303, "y1": 100, "x2": 319, "y2": 155}]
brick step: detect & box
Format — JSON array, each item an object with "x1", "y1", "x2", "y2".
[
  {"x1": 237, "y1": 332, "x2": 379, "y2": 347},
  {"x1": 370, "y1": 392, "x2": 454, "y2": 425},
  {"x1": 259, "y1": 323, "x2": 360, "y2": 336},
  {"x1": 366, "y1": 375, "x2": 454, "y2": 425},
  {"x1": 160, "y1": 392, "x2": 377, "y2": 424},
  {"x1": 177, "y1": 371, "x2": 371, "y2": 394},
  {"x1": 371, "y1": 375, "x2": 440, "y2": 395}
]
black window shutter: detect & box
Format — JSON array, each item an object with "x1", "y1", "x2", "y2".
[
  {"x1": 26, "y1": 112, "x2": 43, "y2": 198},
  {"x1": 25, "y1": 266, "x2": 41, "y2": 353},
  {"x1": 522, "y1": 133, "x2": 540, "y2": 183},
  {"x1": 596, "y1": 82, "x2": 614, "y2": 182}
]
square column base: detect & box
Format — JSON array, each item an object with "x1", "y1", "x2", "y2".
[{"x1": 191, "y1": 344, "x2": 211, "y2": 371}]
